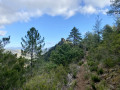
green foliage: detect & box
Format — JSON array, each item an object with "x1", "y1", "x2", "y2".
[
  {"x1": 96, "y1": 80, "x2": 108, "y2": 90},
  {"x1": 44, "y1": 62, "x2": 57, "y2": 72},
  {"x1": 78, "y1": 61, "x2": 84, "y2": 66},
  {"x1": 97, "y1": 68, "x2": 104, "y2": 75},
  {"x1": 0, "y1": 51, "x2": 27, "y2": 90},
  {"x1": 67, "y1": 27, "x2": 82, "y2": 46},
  {"x1": 108, "y1": 0, "x2": 120, "y2": 16},
  {"x1": 103, "y1": 58, "x2": 116, "y2": 68},
  {"x1": 117, "y1": 84, "x2": 120, "y2": 90},
  {"x1": 55, "y1": 65, "x2": 68, "y2": 85},
  {"x1": 70, "y1": 46, "x2": 84, "y2": 62},
  {"x1": 69, "y1": 80, "x2": 77, "y2": 90},
  {"x1": 87, "y1": 60, "x2": 96, "y2": 66},
  {"x1": 91, "y1": 74, "x2": 100, "y2": 83},
  {"x1": 69, "y1": 64, "x2": 78, "y2": 78},
  {"x1": 87, "y1": 60, "x2": 98, "y2": 72},
  {"x1": 86, "y1": 86, "x2": 91, "y2": 90},
  {"x1": 93, "y1": 15, "x2": 102, "y2": 43},
  {"x1": 91, "y1": 82, "x2": 96, "y2": 90},
  {"x1": 73, "y1": 71, "x2": 77, "y2": 78},
  {"x1": 24, "y1": 65, "x2": 67, "y2": 90},
  {"x1": 50, "y1": 44, "x2": 71, "y2": 66},
  {"x1": 24, "y1": 73, "x2": 56, "y2": 90},
  {"x1": 82, "y1": 32, "x2": 99, "y2": 51},
  {"x1": 86, "y1": 31, "x2": 120, "y2": 74},
  {"x1": 21, "y1": 27, "x2": 45, "y2": 75},
  {"x1": 2, "y1": 36, "x2": 10, "y2": 47},
  {"x1": 90, "y1": 66, "x2": 98, "y2": 72},
  {"x1": 102, "y1": 24, "x2": 113, "y2": 41},
  {"x1": 21, "y1": 27, "x2": 45, "y2": 66},
  {"x1": 50, "y1": 44, "x2": 83, "y2": 66},
  {"x1": 32, "y1": 60, "x2": 58, "y2": 75}
]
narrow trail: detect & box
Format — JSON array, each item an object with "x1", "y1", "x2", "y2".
[
  {"x1": 75, "y1": 52, "x2": 88, "y2": 90},
  {"x1": 75, "y1": 63, "x2": 87, "y2": 90}
]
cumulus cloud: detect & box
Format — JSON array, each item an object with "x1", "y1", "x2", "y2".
[
  {"x1": 79, "y1": 5, "x2": 97, "y2": 14},
  {"x1": 0, "y1": 0, "x2": 110, "y2": 28},
  {"x1": 0, "y1": 30, "x2": 7, "y2": 36},
  {"x1": 84, "y1": 0, "x2": 110, "y2": 8}
]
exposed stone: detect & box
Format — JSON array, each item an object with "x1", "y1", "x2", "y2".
[
  {"x1": 67, "y1": 73, "x2": 73, "y2": 86},
  {"x1": 109, "y1": 85, "x2": 115, "y2": 89}
]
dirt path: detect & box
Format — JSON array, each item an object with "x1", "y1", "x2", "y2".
[
  {"x1": 75, "y1": 52, "x2": 88, "y2": 90},
  {"x1": 75, "y1": 64, "x2": 87, "y2": 90}
]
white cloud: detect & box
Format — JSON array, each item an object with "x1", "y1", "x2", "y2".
[
  {"x1": 0, "y1": 30, "x2": 7, "y2": 36},
  {"x1": 79, "y1": 5, "x2": 97, "y2": 14},
  {"x1": 0, "y1": 0, "x2": 111, "y2": 28},
  {"x1": 84, "y1": 0, "x2": 110, "y2": 8}
]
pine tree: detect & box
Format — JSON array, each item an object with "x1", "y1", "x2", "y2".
[
  {"x1": 102, "y1": 24, "x2": 113, "y2": 40},
  {"x1": 108, "y1": 0, "x2": 120, "y2": 16},
  {"x1": 108, "y1": 0, "x2": 120, "y2": 32},
  {"x1": 67, "y1": 27, "x2": 82, "y2": 46},
  {"x1": 0, "y1": 36, "x2": 10, "y2": 52},
  {"x1": 21, "y1": 27, "x2": 45, "y2": 73},
  {"x1": 93, "y1": 15, "x2": 102, "y2": 43},
  {"x1": 2, "y1": 36, "x2": 10, "y2": 47}
]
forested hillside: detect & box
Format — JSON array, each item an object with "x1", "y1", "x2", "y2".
[{"x1": 0, "y1": 0, "x2": 120, "y2": 90}]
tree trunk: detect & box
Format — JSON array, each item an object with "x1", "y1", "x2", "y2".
[{"x1": 30, "y1": 45, "x2": 33, "y2": 76}]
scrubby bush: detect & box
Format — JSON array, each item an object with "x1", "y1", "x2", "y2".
[
  {"x1": 70, "y1": 46, "x2": 84, "y2": 62},
  {"x1": 96, "y1": 80, "x2": 108, "y2": 90},
  {"x1": 55, "y1": 65, "x2": 68, "y2": 85},
  {"x1": 103, "y1": 58, "x2": 116, "y2": 68},
  {"x1": 70, "y1": 80, "x2": 77, "y2": 89},
  {"x1": 0, "y1": 51, "x2": 27, "y2": 90},
  {"x1": 89, "y1": 66, "x2": 98, "y2": 72},
  {"x1": 69, "y1": 64, "x2": 78, "y2": 78},
  {"x1": 78, "y1": 61, "x2": 84, "y2": 66},
  {"x1": 91, "y1": 82, "x2": 96, "y2": 90},
  {"x1": 87, "y1": 60, "x2": 98, "y2": 72},
  {"x1": 91, "y1": 74, "x2": 100, "y2": 83},
  {"x1": 50, "y1": 44, "x2": 84, "y2": 66},
  {"x1": 24, "y1": 65, "x2": 67, "y2": 90},
  {"x1": 87, "y1": 60, "x2": 96, "y2": 66},
  {"x1": 50, "y1": 44, "x2": 72, "y2": 66},
  {"x1": 24, "y1": 73, "x2": 56, "y2": 90},
  {"x1": 97, "y1": 68, "x2": 104, "y2": 75},
  {"x1": 44, "y1": 62, "x2": 57, "y2": 72}
]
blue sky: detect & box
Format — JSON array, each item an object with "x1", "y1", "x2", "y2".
[{"x1": 0, "y1": 0, "x2": 115, "y2": 49}]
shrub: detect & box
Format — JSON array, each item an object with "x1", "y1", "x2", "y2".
[
  {"x1": 73, "y1": 71, "x2": 77, "y2": 78},
  {"x1": 91, "y1": 82, "x2": 96, "y2": 90},
  {"x1": 87, "y1": 61, "x2": 95, "y2": 66},
  {"x1": 97, "y1": 68, "x2": 104, "y2": 75},
  {"x1": 91, "y1": 74, "x2": 100, "y2": 83},
  {"x1": 55, "y1": 65, "x2": 68, "y2": 85},
  {"x1": 86, "y1": 86, "x2": 91, "y2": 90},
  {"x1": 71, "y1": 80, "x2": 77, "y2": 89},
  {"x1": 69, "y1": 64, "x2": 78, "y2": 78},
  {"x1": 0, "y1": 52, "x2": 27, "y2": 90},
  {"x1": 24, "y1": 74, "x2": 56, "y2": 90},
  {"x1": 96, "y1": 80, "x2": 108, "y2": 90},
  {"x1": 44, "y1": 62, "x2": 57, "y2": 72},
  {"x1": 103, "y1": 58, "x2": 115, "y2": 68},
  {"x1": 50, "y1": 44, "x2": 84, "y2": 66},
  {"x1": 78, "y1": 61, "x2": 84, "y2": 66},
  {"x1": 24, "y1": 65, "x2": 67, "y2": 90},
  {"x1": 89, "y1": 66, "x2": 98, "y2": 72}
]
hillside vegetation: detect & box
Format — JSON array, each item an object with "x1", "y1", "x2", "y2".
[{"x1": 0, "y1": 1, "x2": 120, "y2": 89}]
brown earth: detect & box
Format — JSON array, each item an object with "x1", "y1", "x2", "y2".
[
  {"x1": 75, "y1": 52, "x2": 89, "y2": 90},
  {"x1": 75, "y1": 64, "x2": 88, "y2": 90}
]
